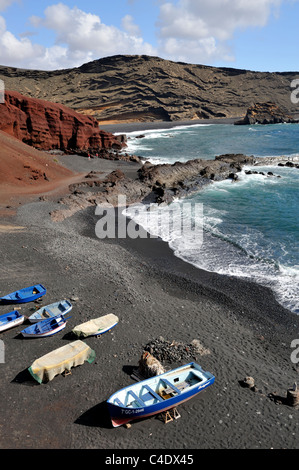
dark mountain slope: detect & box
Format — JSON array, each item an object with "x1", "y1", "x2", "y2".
[{"x1": 0, "y1": 55, "x2": 298, "y2": 123}]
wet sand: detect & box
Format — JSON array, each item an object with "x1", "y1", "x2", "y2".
[{"x1": 0, "y1": 138, "x2": 299, "y2": 453}]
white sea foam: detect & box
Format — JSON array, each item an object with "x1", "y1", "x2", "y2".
[
  {"x1": 123, "y1": 123, "x2": 213, "y2": 138},
  {"x1": 124, "y1": 183, "x2": 299, "y2": 314},
  {"x1": 123, "y1": 123, "x2": 299, "y2": 314}
]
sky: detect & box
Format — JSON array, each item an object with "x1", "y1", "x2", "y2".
[{"x1": 0, "y1": 0, "x2": 298, "y2": 72}]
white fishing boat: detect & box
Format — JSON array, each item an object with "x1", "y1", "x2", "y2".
[
  {"x1": 0, "y1": 310, "x2": 25, "y2": 332},
  {"x1": 28, "y1": 300, "x2": 72, "y2": 323},
  {"x1": 21, "y1": 314, "x2": 70, "y2": 338}
]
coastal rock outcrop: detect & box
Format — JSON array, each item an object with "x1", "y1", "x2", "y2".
[
  {"x1": 0, "y1": 90, "x2": 126, "y2": 154},
  {"x1": 138, "y1": 153, "x2": 255, "y2": 202},
  {"x1": 234, "y1": 102, "x2": 299, "y2": 125},
  {"x1": 50, "y1": 153, "x2": 255, "y2": 221}
]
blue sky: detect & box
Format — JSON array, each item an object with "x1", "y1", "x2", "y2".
[{"x1": 0, "y1": 0, "x2": 298, "y2": 71}]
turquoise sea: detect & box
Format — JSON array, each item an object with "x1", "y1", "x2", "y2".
[{"x1": 124, "y1": 123, "x2": 299, "y2": 314}]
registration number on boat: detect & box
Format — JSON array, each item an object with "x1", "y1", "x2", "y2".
[{"x1": 121, "y1": 408, "x2": 145, "y2": 415}]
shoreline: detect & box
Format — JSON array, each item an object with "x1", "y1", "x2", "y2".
[
  {"x1": 99, "y1": 117, "x2": 238, "y2": 134},
  {"x1": 1, "y1": 150, "x2": 299, "y2": 449}
]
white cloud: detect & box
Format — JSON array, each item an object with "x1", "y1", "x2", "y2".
[
  {"x1": 0, "y1": 2, "x2": 156, "y2": 69},
  {"x1": 122, "y1": 14, "x2": 141, "y2": 37},
  {"x1": 161, "y1": 36, "x2": 234, "y2": 64},
  {"x1": 0, "y1": 0, "x2": 296, "y2": 70},
  {"x1": 157, "y1": 0, "x2": 283, "y2": 63},
  {"x1": 0, "y1": 15, "x2": 45, "y2": 67},
  {"x1": 159, "y1": 0, "x2": 282, "y2": 40},
  {"x1": 0, "y1": 0, "x2": 16, "y2": 12},
  {"x1": 28, "y1": 3, "x2": 156, "y2": 69}
]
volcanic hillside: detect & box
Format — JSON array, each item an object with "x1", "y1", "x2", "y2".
[{"x1": 0, "y1": 55, "x2": 298, "y2": 124}]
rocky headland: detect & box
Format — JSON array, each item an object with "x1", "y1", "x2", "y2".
[
  {"x1": 234, "y1": 102, "x2": 299, "y2": 125},
  {"x1": 49, "y1": 152, "x2": 299, "y2": 222},
  {"x1": 1, "y1": 55, "x2": 298, "y2": 124}
]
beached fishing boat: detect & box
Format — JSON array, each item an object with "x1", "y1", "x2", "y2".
[
  {"x1": 21, "y1": 314, "x2": 70, "y2": 338},
  {"x1": 28, "y1": 340, "x2": 96, "y2": 384},
  {"x1": 72, "y1": 313, "x2": 119, "y2": 338},
  {"x1": 107, "y1": 362, "x2": 215, "y2": 427},
  {"x1": 28, "y1": 300, "x2": 72, "y2": 323},
  {"x1": 0, "y1": 284, "x2": 46, "y2": 304},
  {"x1": 0, "y1": 310, "x2": 25, "y2": 333}
]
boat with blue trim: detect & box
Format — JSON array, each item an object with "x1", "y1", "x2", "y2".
[
  {"x1": 72, "y1": 313, "x2": 118, "y2": 338},
  {"x1": 0, "y1": 310, "x2": 25, "y2": 333},
  {"x1": 21, "y1": 314, "x2": 70, "y2": 338},
  {"x1": 107, "y1": 362, "x2": 215, "y2": 427},
  {"x1": 28, "y1": 300, "x2": 72, "y2": 323},
  {"x1": 0, "y1": 284, "x2": 46, "y2": 304}
]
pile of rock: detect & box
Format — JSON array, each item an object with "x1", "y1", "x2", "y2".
[{"x1": 143, "y1": 336, "x2": 210, "y2": 364}]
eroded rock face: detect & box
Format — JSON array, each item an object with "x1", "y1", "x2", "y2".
[
  {"x1": 234, "y1": 102, "x2": 299, "y2": 125},
  {"x1": 0, "y1": 90, "x2": 125, "y2": 152}
]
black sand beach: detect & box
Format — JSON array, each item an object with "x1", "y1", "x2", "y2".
[{"x1": 1, "y1": 125, "x2": 299, "y2": 452}]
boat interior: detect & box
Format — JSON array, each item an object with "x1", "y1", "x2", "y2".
[
  {"x1": 41, "y1": 303, "x2": 68, "y2": 318},
  {"x1": 0, "y1": 311, "x2": 22, "y2": 323},
  {"x1": 114, "y1": 366, "x2": 206, "y2": 409}
]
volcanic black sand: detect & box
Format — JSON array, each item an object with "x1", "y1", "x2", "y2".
[{"x1": 1, "y1": 130, "x2": 299, "y2": 453}]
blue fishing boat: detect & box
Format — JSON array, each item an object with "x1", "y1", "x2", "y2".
[
  {"x1": 21, "y1": 314, "x2": 70, "y2": 338},
  {"x1": 0, "y1": 284, "x2": 46, "y2": 304},
  {"x1": 0, "y1": 310, "x2": 25, "y2": 332},
  {"x1": 28, "y1": 300, "x2": 72, "y2": 323},
  {"x1": 107, "y1": 362, "x2": 215, "y2": 427}
]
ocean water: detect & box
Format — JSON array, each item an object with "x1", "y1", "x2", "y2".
[{"x1": 123, "y1": 123, "x2": 299, "y2": 314}]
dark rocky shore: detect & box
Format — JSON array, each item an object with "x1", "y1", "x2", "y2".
[
  {"x1": 1, "y1": 147, "x2": 299, "y2": 450},
  {"x1": 48, "y1": 149, "x2": 299, "y2": 223}
]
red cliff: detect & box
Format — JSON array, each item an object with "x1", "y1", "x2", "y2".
[{"x1": 0, "y1": 90, "x2": 125, "y2": 152}]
